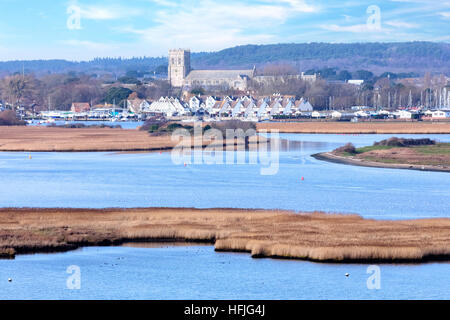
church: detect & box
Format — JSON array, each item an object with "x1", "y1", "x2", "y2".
[{"x1": 168, "y1": 49, "x2": 255, "y2": 91}]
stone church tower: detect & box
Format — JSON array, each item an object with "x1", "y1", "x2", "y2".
[{"x1": 168, "y1": 49, "x2": 190, "y2": 87}]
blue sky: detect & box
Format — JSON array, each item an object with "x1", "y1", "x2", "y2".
[{"x1": 0, "y1": 0, "x2": 449, "y2": 61}]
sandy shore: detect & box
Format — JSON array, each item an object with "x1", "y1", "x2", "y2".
[
  {"x1": 1, "y1": 207, "x2": 449, "y2": 263},
  {"x1": 312, "y1": 152, "x2": 450, "y2": 173},
  {"x1": 257, "y1": 122, "x2": 450, "y2": 134}
]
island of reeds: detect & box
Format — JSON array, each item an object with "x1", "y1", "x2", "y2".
[{"x1": 0, "y1": 208, "x2": 449, "y2": 263}]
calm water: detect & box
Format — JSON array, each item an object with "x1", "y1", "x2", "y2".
[
  {"x1": 28, "y1": 120, "x2": 144, "y2": 130},
  {"x1": 0, "y1": 245, "x2": 448, "y2": 300},
  {"x1": 0, "y1": 133, "x2": 449, "y2": 300},
  {"x1": 0, "y1": 133, "x2": 449, "y2": 219}
]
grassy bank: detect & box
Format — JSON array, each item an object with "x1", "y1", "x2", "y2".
[
  {"x1": 257, "y1": 122, "x2": 450, "y2": 134},
  {"x1": 0, "y1": 208, "x2": 449, "y2": 263},
  {"x1": 314, "y1": 138, "x2": 450, "y2": 172}
]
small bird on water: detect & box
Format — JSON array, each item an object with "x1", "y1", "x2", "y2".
[
  {"x1": 345, "y1": 273, "x2": 350, "y2": 277},
  {"x1": 8, "y1": 278, "x2": 12, "y2": 282}
]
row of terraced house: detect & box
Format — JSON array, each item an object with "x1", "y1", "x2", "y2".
[{"x1": 143, "y1": 95, "x2": 314, "y2": 120}]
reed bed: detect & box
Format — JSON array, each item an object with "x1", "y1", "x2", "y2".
[
  {"x1": 0, "y1": 126, "x2": 263, "y2": 152},
  {"x1": 0, "y1": 208, "x2": 449, "y2": 263},
  {"x1": 257, "y1": 122, "x2": 450, "y2": 134}
]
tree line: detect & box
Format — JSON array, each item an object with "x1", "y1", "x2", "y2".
[
  {"x1": 0, "y1": 73, "x2": 170, "y2": 111},
  {"x1": 1, "y1": 68, "x2": 449, "y2": 112}
]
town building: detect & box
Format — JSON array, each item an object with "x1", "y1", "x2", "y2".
[
  {"x1": 348, "y1": 80, "x2": 364, "y2": 86},
  {"x1": 168, "y1": 49, "x2": 316, "y2": 91},
  {"x1": 168, "y1": 49, "x2": 255, "y2": 91},
  {"x1": 127, "y1": 99, "x2": 151, "y2": 114},
  {"x1": 148, "y1": 97, "x2": 189, "y2": 117},
  {"x1": 431, "y1": 110, "x2": 450, "y2": 119},
  {"x1": 71, "y1": 103, "x2": 91, "y2": 113}
]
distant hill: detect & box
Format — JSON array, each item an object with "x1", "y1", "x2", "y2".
[
  {"x1": 191, "y1": 42, "x2": 450, "y2": 75},
  {"x1": 0, "y1": 42, "x2": 449, "y2": 77},
  {"x1": 0, "y1": 57, "x2": 167, "y2": 77}
]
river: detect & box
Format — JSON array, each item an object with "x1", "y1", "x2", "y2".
[{"x1": 0, "y1": 133, "x2": 449, "y2": 299}]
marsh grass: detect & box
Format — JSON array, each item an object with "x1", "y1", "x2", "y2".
[
  {"x1": 0, "y1": 126, "x2": 264, "y2": 152},
  {"x1": 257, "y1": 122, "x2": 450, "y2": 134},
  {"x1": 0, "y1": 208, "x2": 449, "y2": 263}
]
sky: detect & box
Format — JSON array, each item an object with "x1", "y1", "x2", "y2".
[{"x1": 0, "y1": 0, "x2": 449, "y2": 61}]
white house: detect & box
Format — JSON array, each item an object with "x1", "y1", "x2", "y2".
[
  {"x1": 295, "y1": 99, "x2": 313, "y2": 113},
  {"x1": 348, "y1": 80, "x2": 364, "y2": 86},
  {"x1": 189, "y1": 96, "x2": 202, "y2": 112},
  {"x1": 127, "y1": 99, "x2": 150, "y2": 114},
  {"x1": 218, "y1": 100, "x2": 233, "y2": 116},
  {"x1": 281, "y1": 98, "x2": 295, "y2": 115},
  {"x1": 354, "y1": 110, "x2": 370, "y2": 118},
  {"x1": 331, "y1": 111, "x2": 343, "y2": 118},
  {"x1": 269, "y1": 99, "x2": 283, "y2": 116},
  {"x1": 396, "y1": 110, "x2": 414, "y2": 119},
  {"x1": 148, "y1": 97, "x2": 188, "y2": 117},
  {"x1": 312, "y1": 111, "x2": 326, "y2": 118},
  {"x1": 231, "y1": 100, "x2": 245, "y2": 118},
  {"x1": 244, "y1": 101, "x2": 258, "y2": 118},
  {"x1": 204, "y1": 96, "x2": 219, "y2": 113},
  {"x1": 257, "y1": 99, "x2": 271, "y2": 119},
  {"x1": 431, "y1": 110, "x2": 450, "y2": 119}
]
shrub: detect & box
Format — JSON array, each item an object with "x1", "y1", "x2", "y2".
[
  {"x1": 139, "y1": 116, "x2": 167, "y2": 132},
  {"x1": 210, "y1": 120, "x2": 257, "y2": 136},
  {"x1": 334, "y1": 143, "x2": 356, "y2": 154},
  {"x1": 374, "y1": 137, "x2": 435, "y2": 147},
  {"x1": 167, "y1": 123, "x2": 184, "y2": 131},
  {"x1": 202, "y1": 124, "x2": 212, "y2": 133},
  {"x1": 0, "y1": 110, "x2": 26, "y2": 126}
]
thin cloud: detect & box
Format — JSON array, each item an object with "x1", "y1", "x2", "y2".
[
  {"x1": 118, "y1": 0, "x2": 318, "y2": 53},
  {"x1": 385, "y1": 20, "x2": 419, "y2": 28},
  {"x1": 273, "y1": 0, "x2": 319, "y2": 13},
  {"x1": 321, "y1": 24, "x2": 379, "y2": 33},
  {"x1": 439, "y1": 12, "x2": 450, "y2": 19},
  {"x1": 79, "y1": 4, "x2": 142, "y2": 20}
]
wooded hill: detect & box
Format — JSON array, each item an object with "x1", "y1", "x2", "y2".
[{"x1": 0, "y1": 42, "x2": 448, "y2": 76}]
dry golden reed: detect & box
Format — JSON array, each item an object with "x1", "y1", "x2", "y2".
[
  {"x1": 0, "y1": 208, "x2": 449, "y2": 263},
  {"x1": 257, "y1": 122, "x2": 450, "y2": 134}
]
